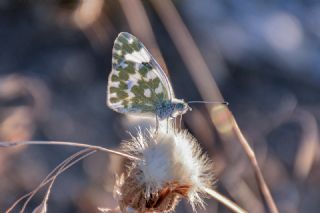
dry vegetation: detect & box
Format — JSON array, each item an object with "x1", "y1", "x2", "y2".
[{"x1": 0, "y1": 1, "x2": 319, "y2": 213}]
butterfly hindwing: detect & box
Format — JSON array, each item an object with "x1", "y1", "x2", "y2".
[{"x1": 107, "y1": 32, "x2": 172, "y2": 115}]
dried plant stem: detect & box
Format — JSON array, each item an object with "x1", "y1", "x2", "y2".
[
  {"x1": 150, "y1": 0, "x2": 224, "y2": 101},
  {"x1": 204, "y1": 187, "x2": 248, "y2": 213},
  {"x1": 2, "y1": 141, "x2": 139, "y2": 212},
  {"x1": 0, "y1": 141, "x2": 139, "y2": 160},
  {"x1": 29, "y1": 158, "x2": 59, "y2": 213},
  {"x1": 7, "y1": 149, "x2": 92, "y2": 213},
  {"x1": 6, "y1": 149, "x2": 96, "y2": 213},
  {"x1": 292, "y1": 109, "x2": 318, "y2": 180},
  {"x1": 230, "y1": 116, "x2": 279, "y2": 213},
  {"x1": 151, "y1": 1, "x2": 279, "y2": 212},
  {"x1": 21, "y1": 149, "x2": 95, "y2": 213}
]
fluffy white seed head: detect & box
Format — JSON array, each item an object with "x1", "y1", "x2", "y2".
[{"x1": 115, "y1": 126, "x2": 215, "y2": 212}]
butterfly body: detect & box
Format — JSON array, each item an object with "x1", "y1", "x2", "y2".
[
  {"x1": 107, "y1": 32, "x2": 190, "y2": 122},
  {"x1": 155, "y1": 99, "x2": 189, "y2": 120}
]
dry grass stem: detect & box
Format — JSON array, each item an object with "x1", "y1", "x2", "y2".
[
  {"x1": 7, "y1": 149, "x2": 93, "y2": 212},
  {"x1": 31, "y1": 148, "x2": 83, "y2": 213},
  {"x1": 230, "y1": 112, "x2": 279, "y2": 213},
  {"x1": 0, "y1": 141, "x2": 139, "y2": 161},
  {"x1": 222, "y1": 179, "x2": 265, "y2": 213},
  {"x1": 21, "y1": 149, "x2": 95, "y2": 213},
  {"x1": 6, "y1": 149, "x2": 96, "y2": 213},
  {"x1": 292, "y1": 109, "x2": 319, "y2": 180},
  {"x1": 204, "y1": 187, "x2": 248, "y2": 213},
  {"x1": 150, "y1": 0, "x2": 224, "y2": 101},
  {"x1": 150, "y1": 1, "x2": 279, "y2": 212},
  {"x1": 31, "y1": 172, "x2": 54, "y2": 213}
]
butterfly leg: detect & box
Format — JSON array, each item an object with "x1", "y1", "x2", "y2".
[
  {"x1": 179, "y1": 114, "x2": 183, "y2": 129},
  {"x1": 166, "y1": 117, "x2": 169, "y2": 133},
  {"x1": 155, "y1": 116, "x2": 159, "y2": 136}
]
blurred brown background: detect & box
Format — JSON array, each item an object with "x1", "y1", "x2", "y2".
[{"x1": 0, "y1": 0, "x2": 320, "y2": 212}]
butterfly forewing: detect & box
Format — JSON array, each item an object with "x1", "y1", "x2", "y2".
[{"x1": 107, "y1": 32, "x2": 173, "y2": 115}]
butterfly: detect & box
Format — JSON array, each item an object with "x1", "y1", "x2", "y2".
[{"x1": 107, "y1": 32, "x2": 191, "y2": 129}]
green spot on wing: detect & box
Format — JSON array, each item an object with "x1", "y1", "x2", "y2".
[
  {"x1": 124, "y1": 61, "x2": 135, "y2": 74},
  {"x1": 116, "y1": 61, "x2": 135, "y2": 74},
  {"x1": 151, "y1": 78, "x2": 160, "y2": 89},
  {"x1": 111, "y1": 75, "x2": 119, "y2": 81},
  {"x1": 114, "y1": 43, "x2": 121, "y2": 50},
  {"x1": 123, "y1": 44, "x2": 133, "y2": 54},
  {"x1": 113, "y1": 54, "x2": 121, "y2": 61},
  {"x1": 109, "y1": 97, "x2": 119, "y2": 103},
  {"x1": 131, "y1": 85, "x2": 142, "y2": 97},
  {"x1": 117, "y1": 34, "x2": 142, "y2": 54},
  {"x1": 131, "y1": 40, "x2": 141, "y2": 51},
  {"x1": 122, "y1": 100, "x2": 129, "y2": 108},
  {"x1": 119, "y1": 81, "x2": 128, "y2": 90},
  {"x1": 118, "y1": 36, "x2": 129, "y2": 45},
  {"x1": 139, "y1": 66, "x2": 148, "y2": 76},
  {"x1": 119, "y1": 71, "x2": 129, "y2": 81},
  {"x1": 117, "y1": 90, "x2": 128, "y2": 99},
  {"x1": 110, "y1": 87, "x2": 118, "y2": 93}
]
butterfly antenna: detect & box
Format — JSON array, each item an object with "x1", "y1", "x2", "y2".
[{"x1": 188, "y1": 101, "x2": 229, "y2": 106}]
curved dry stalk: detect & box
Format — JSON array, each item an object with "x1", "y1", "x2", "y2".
[
  {"x1": 230, "y1": 114, "x2": 279, "y2": 213},
  {"x1": 150, "y1": 0, "x2": 224, "y2": 102},
  {"x1": 31, "y1": 170, "x2": 55, "y2": 213},
  {"x1": 20, "y1": 149, "x2": 96, "y2": 213},
  {"x1": 150, "y1": 1, "x2": 279, "y2": 212},
  {"x1": 292, "y1": 109, "x2": 319, "y2": 180},
  {"x1": 0, "y1": 140, "x2": 139, "y2": 161},
  {"x1": 6, "y1": 149, "x2": 92, "y2": 212},
  {"x1": 6, "y1": 149, "x2": 96, "y2": 213},
  {"x1": 204, "y1": 187, "x2": 248, "y2": 213},
  {"x1": 30, "y1": 150, "x2": 95, "y2": 213},
  {"x1": 2, "y1": 141, "x2": 138, "y2": 212}
]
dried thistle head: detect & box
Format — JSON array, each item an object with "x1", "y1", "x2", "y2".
[{"x1": 114, "y1": 127, "x2": 215, "y2": 213}]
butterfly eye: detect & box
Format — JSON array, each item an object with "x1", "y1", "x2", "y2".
[{"x1": 175, "y1": 103, "x2": 184, "y2": 110}]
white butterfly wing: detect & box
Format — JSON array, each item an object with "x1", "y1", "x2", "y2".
[{"x1": 107, "y1": 32, "x2": 174, "y2": 115}]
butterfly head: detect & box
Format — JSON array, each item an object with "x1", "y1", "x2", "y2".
[{"x1": 172, "y1": 99, "x2": 192, "y2": 117}]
